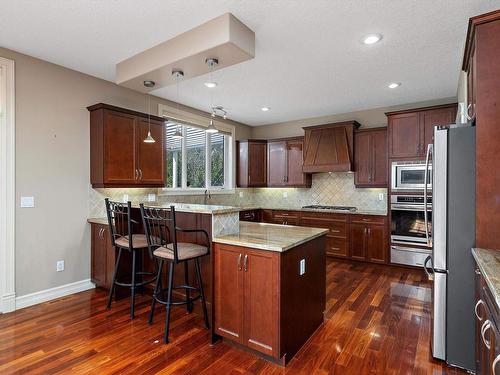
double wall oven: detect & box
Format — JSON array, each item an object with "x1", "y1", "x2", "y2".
[{"x1": 390, "y1": 161, "x2": 433, "y2": 267}]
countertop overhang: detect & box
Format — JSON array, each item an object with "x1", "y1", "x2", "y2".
[
  {"x1": 212, "y1": 221, "x2": 329, "y2": 252},
  {"x1": 472, "y1": 247, "x2": 500, "y2": 309}
]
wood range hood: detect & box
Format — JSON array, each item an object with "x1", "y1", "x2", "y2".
[{"x1": 302, "y1": 121, "x2": 360, "y2": 173}]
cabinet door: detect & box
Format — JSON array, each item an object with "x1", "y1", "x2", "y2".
[
  {"x1": 327, "y1": 236, "x2": 349, "y2": 258},
  {"x1": 248, "y1": 142, "x2": 267, "y2": 187},
  {"x1": 103, "y1": 110, "x2": 137, "y2": 184},
  {"x1": 237, "y1": 141, "x2": 249, "y2": 187},
  {"x1": 421, "y1": 107, "x2": 456, "y2": 156},
  {"x1": 286, "y1": 139, "x2": 310, "y2": 187},
  {"x1": 267, "y1": 141, "x2": 287, "y2": 186},
  {"x1": 214, "y1": 245, "x2": 244, "y2": 343},
  {"x1": 350, "y1": 223, "x2": 367, "y2": 261},
  {"x1": 136, "y1": 119, "x2": 165, "y2": 186},
  {"x1": 354, "y1": 131, "x2": 371, "y2": 185},
  {"x1": 371, "y1": 130, "x2": 388, "y2": 186},
  {"x1": 366, "y1": 225, "x2": 387, "y2": 263},
  {"x1": 243, "y1": 248, "x2": 279, "y2": 357},
  {"x1": 388, "y1": 113, "x2": 421, "y2": 159},
  {"x1": 91, "y1": 224, "x2": 107, "y2": 287}
]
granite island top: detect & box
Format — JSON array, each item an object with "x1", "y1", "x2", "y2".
[
  {"x1": 472, "y1": 248, "x2": 500, "y2": 309},
  {"x1": 212, "y1": 221, "x2": 329, "y2": 252}
]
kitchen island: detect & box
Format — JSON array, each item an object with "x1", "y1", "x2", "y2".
[{"x1": 212, "y1": 221, "x2": 328, "y2": 365}]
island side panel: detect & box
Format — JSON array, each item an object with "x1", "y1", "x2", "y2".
[{"x1": 280, "y1": 235, "x2": 326, "y2": 362}]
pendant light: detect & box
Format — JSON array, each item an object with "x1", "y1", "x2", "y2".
[
  {"x1": 206, "y1": 117, "x2": 219, "y2": 134},
  {"x1": 205, "y1": 58, "x2": 220, "y2": 134},
  {"x1": 143, "y1": 80, "x2": 156, "y2": 143},
  {"x1": 171, "y1": 70, "x2": 184, "y2": 140}
]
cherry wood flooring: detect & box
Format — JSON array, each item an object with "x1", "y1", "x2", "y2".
[{"x1": 0, "y1": 260, "x2": 467, "y2": 374}]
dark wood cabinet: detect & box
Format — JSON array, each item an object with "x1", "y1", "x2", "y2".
[
  {"x1": 265, "y1": 210, "x2": 301, "y2": 226},
  {"x1": 386, "y1": 104, "x2": 457, "y2": 160},
  {"x1": 300, "y1": 212, "x2": 349, "y2": 258},
  {"x1": 90, "y1": 223, "x2": 116, "y2": 290},
  {"x1": 302, "y1": 121, "x2": 360, "y2": 173},
  {"x1": 236, "y1": 140, "x2": 267, "y2": 187},
  {"x1": 349, "y1": 215, "x2": 388, "y2": 264},
  {"x1": 354, "y1": 128, "x2": 387, "y2": 187},
  {"x1": 267, "y1": 138, "x2": 311, "y2": 188},
  {"x1": 239, "y1": 209, "x2": 261, "y2": 222},
  {"x1": 88, "y1": 103, "x2": 165, "y2": 188},
  {"x1": 214, "y1": 244, "x2": 279, "y2": 357}
]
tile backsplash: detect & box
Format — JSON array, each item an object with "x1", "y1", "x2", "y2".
[{"x1": 89, "y1": 172, "x2": 387, "y2": 218}]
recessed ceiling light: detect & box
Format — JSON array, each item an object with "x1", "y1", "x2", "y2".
[
  {"x1": 261, "y1": 106, "x2": 270, "y2": 112},
  {"x1": 362, "y1": 34, "x2": 382, "y2": 45},
  {"x1": 388, "y1": 82, "x2": 401, "y2": 89},
  {"x1": 204, "y1": 81, "x2": 217, "y2": 88}
]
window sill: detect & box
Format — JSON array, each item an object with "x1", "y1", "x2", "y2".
[{"x1": 158, "y1": 188, "x2": 236, "y2": 196}]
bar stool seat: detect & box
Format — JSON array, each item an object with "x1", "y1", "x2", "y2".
[
  {"x1": 154, "y1": 243, "x2": 208, "y2": 261},
  {"x1": 115, "y1": 234, "x2": 149, "y2": 249}
]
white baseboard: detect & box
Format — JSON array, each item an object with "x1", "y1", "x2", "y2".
[
  {"x1": 1, "y1": 292, "x2": 16, "y2": 313},
  {"x1": 15, "y1": 279, "x2": 95, "y2": 310}
]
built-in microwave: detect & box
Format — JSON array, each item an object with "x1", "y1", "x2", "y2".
[{"x1": 391, "y1": 161, "x2": 432, "y2": 191}]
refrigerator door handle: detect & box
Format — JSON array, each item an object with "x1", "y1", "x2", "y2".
[
  {"x1": 424, "y1": 255, "x2": 434, "y2": 281},
  {"x1": 424, "y1": 143, "x2": 433, "y2": 247}
]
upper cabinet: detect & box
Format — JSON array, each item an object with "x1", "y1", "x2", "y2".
[
  {"x1": 354, "y1": 128, "x2": 387, "y2": 187},
  {"x1": 386, "y1": 104, "x2": 457, "y2": 160},
  {"x1": 237, "y1": 140, "x2": 267, "y2": 187},
  {"x1": 302, "y1": 121, "x2": 360, "y2": 173},
  {"x1": 267, "y1": 137, "x2": 311, "y2": 188},
  {"x1": 88, "y1": 103, "x2": 165, "y2": 188}
]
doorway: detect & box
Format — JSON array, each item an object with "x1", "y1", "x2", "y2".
[{"x1": 0, "y1": 56, "x2": 15, "y2": 313}]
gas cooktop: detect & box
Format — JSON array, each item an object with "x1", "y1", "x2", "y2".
[{"x1": 302, "y1": 205, "x2": 357, "y2": 212}]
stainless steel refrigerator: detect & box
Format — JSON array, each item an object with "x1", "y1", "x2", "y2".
[{"x1": 423, "y1": 124, "x2": 475, "y2": 371}]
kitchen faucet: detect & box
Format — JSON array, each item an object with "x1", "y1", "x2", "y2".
[{"x1": 204, "y1": 189, "x2": 211, "y2": 205}]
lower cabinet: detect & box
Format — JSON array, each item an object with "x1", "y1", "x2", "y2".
[
  {"x1": 214, "y1": 244, "x2": 279, "y2": 357},
  {"x1": 239, "y1": 209, "x2": 261, "y2": 222},
  {"x1": 475, "y1": 265, "x2": 500, "y2": 375},
  {"x1": 91, "y1": 223, "x2": 114, "y2": 289},
  {"x1": 300, "y1": 213, "x2": 349, "y2": 258},
  {"x1": 349, "y1": 215, "x2": 388, "y2": 264}
]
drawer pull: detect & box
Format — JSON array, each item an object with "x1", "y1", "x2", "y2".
[
  {"x1": 237, "y1": 253, "x2": 242, "y2": 271},
  {"x1": 362, "y1": 218, "x2": 371, "y2": 221},
  {"x1": 481, "y1": 320, "x2": 491, "y2": 350},
  {"x1": 493, "y1": 354, "x2": 500, "y2": 375},
  {"x1": 331, "y1": 229, "x2": 340, "y2": 233},
  {"x1": 475, "y1": 299, "x2": 485, "y2": 321},
  {"x1": 331, "y1": 247, "x2": 340, "y2": 251}
]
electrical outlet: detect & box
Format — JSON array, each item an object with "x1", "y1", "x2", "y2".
[
  {"x1": 299, "y1": 259, "x2": 306, "y2": 275},
  {"x1": 56, "y1": 260, "x2": 65, "y2": 272},
  {"x1": 282, "y1": 191, "x2": 288, "y2": 198},
  {"x1": 378, "y1": 193, "x2": 384, "y2": 201},
  {"x1": 20, "y1": 196, "x2": 35, "y2": 208},
  {"x1": 122, "y1": 194, "x2": 129, "y2": 203},
  {"x1": 148, "y1": 193, "x2": 156, "y2": 202},
  {"x1": 239, "y1": 191, "x2": 244, "y2": 198}
]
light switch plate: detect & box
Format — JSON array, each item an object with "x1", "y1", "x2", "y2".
[
  {"x1": 283, "y1": 191, "x2": 288, "y2": 198},
  {"x1": 20, "y1": 196, "x2": 35, "y2": 208},
  {"x1": 379, "y1": 193, "x2": 384, "y2": 201},
  {"x1": 56, "y1": 260, "x2": 65, "y2": 272},
  {"x1": 148, "y1": 193, "x2": 156, "y2": 202},
  {"x1": 122, "y1": 194, "x2": 129, "y2": 203},
  {"x1": 239, "y1": 191, "x2": 244, "y2": 198},
  {"x1": 299, "y1": 259, "x2": 306, "y2": 275}
]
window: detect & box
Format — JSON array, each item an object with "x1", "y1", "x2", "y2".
[{"x1": 165, "y1": 120, "x2": 233, "y2": 191}]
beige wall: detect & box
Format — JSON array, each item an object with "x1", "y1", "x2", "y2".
[
  {"x1": 251, "y1": 97, "x2": 457, "y2": 139},
  {"x1": 0, "y1": 47, "x2": 250, "y2": 297}
]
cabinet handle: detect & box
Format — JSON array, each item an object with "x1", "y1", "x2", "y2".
[
  {"x1": 475, "y1": 299, "x2": 485, "y2": 321},
  {"x1": 467, "y1": 103, "x2": 476, "y2": 121},
  {"x1": 243, "y1": 254, "x2": 248, "y2": 272},
  {"x1": 331, "y1": 229, "x2": 340, "y2": 233},
  {"x1": 416, "y1": 144, "x2": 420, "y2": 154},
  {"x1": 135, "y1": 169, "x2": 139, "y2": 180},
  {"x1": 237, "y1": 253, "x2": 242, "y2": 271},
  {"x1": 368, "y1": 228, "x2": 371, "y2": 236},
  {"x1": 99, "y1": 228, "x2": 104, "y2": 239},
  {"x1": 481, "y1": 320, "x2": 492, "y2": 350},
  {"x1": 331, "y1": 247, "x2": 340, "y2": 251},
  {"x1": 493, "y1": 354, "x2": 500, "y2": 375},
  {"x1": 248, "y1": 175, "x2": 251, "y2": 183},
  {"x1": 475, "y1": 269, "x2": 481, "y2": 275},
  {"x1": 139, "y1": 169, "x2": 143, "y2": 180}
]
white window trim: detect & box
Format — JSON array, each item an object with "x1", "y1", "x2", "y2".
[
  {"x1": 0, "y1": 57, "x2": 16, "y2": 313},
  {"x1": 158, "y1": 103, "x2": 236, "y2": 196}
]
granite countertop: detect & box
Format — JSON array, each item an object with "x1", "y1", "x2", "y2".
[
  {"x1": 131, "y1": 202, "x2": 243, "y2": 214},
  {"x1": 212, "y1": 221, "x2": 329, "y2": 252},
  {"x1": 239, "y1": 206, "x2": 387, "y2": 216},
  {"x1": 472, "y1": 248, "x2": 500, "y2": 309},
  {"x1": 88, "y1": 218, "x2": 108, "y2": 225}
]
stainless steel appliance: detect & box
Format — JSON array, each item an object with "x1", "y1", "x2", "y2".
[
  {"x1": 301, "y1": 205, "x2": 357, "y2": 212},
  {"x1": 390, "y1": 194, "x2": 432, "y2": 267},
  {"x1": 391, "y1": 161, "x2": 432, "y2": 191},
  {"x1": 424, "y1": 124, "x2": 475, "y2": 371}
]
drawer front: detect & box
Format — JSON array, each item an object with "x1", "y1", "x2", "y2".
[
  {"x1": 272, "y1": 210, "x2": 301, "y2": 218},
  {"x1": 390, "y1": 246, "x2": 430, "y2": 267},
  {"x1": 273, "y1": 216, "x2": 300, "y2": 226},
  {"x1": 300, "y1": 212, "x2": 348, "y2": 222},
  {"x1": 326, "y1": 236, "x2": 348, "y2": 258},
  {"x1": 300, "y1": 216, "x2": 347, "y2": 237},
  {"x1": 351, "y1": 215, "x2": 386, "y2": 225}
]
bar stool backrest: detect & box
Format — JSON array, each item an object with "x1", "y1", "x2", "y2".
[
  {"x1": 140, "y1": 204, "x2": 179, "y2": 263},
  {"x1": 105, "y1": 198, "x2": 133, "y2": 250}
]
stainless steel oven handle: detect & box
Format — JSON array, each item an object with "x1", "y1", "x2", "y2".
[
  {"x1": 424, "y1": 144, "x2": 432, "y2": 247},
  {"x1": 390, "y1": 205, "x2": 427, "y2": 211}
]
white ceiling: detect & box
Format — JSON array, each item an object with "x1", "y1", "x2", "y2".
[{"x1": 1, "y1": 0, "x2": 499, "y2": 126}]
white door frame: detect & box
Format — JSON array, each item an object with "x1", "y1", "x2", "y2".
[{"x1": 0, "y1": 57, "x2": 16, "y2": 313}]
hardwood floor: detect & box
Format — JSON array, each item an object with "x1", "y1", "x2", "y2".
[{"x1": 0, "y1": 260, "x2": 466, "y2": 374}]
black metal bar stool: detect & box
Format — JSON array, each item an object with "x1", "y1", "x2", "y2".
[
  {"x1": 105, "y1": 198, "x2": 157, "y2": 319},
  {"x1": 140, "y1": 204, "x2": 210, "y2": 343}
]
